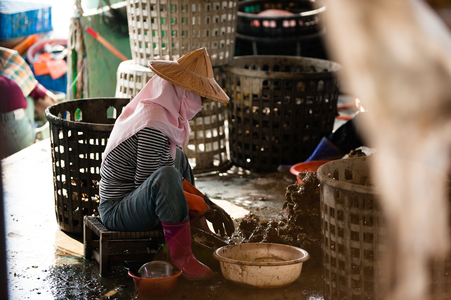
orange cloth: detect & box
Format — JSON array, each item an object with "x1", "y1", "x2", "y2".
[
  {"x1": 46, "y1": 59, "x2": 67, "y2": 79},
  {"x1": 183, "y1": 180, "x2": 210, "y2": 217},
  {"x1": 33, "y1": 61, "x2": 49, "y2": 76},
  {"x1": 37, "y1": 52, "x2": 52, "y2": 62},
  {"x1": 33, "y1": 53, "x2": 68, "y2": 79}
]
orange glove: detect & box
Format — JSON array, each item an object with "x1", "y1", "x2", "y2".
[
  {"x1": 183, "y1": 179, "x2": 205, "y2": 197},
  {"x1": 183, "y1": 180, "x2": 210, "y2": 217}
]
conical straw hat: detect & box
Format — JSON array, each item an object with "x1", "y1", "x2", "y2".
[{"x1": 148, "y1": 48, "x2": 229, "y2": 103}]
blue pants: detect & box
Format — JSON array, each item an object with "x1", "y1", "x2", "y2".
[{"x1": 98, "y1": 148, "x2": 194, "y2": 231}]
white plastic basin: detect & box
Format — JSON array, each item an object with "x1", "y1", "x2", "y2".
[{"x1": 213, "y1": 243, "x2": 309, "y2": 288}]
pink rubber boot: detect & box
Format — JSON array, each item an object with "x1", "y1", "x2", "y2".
[{"x1": 161, "y1": 219, "x2": 214, "y2": 280}]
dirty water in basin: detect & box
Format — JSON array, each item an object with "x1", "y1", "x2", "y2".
[{"x1": 253, "y1": 256, "x2": 286, "y2": 262}]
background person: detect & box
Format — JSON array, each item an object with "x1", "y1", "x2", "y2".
[{"x1": 0, "y1": 47, "x2": 57, "y2": 158}]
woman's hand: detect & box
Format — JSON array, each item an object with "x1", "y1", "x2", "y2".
[
  {"x1": 35, "y1": 90, "x2": 57, "y2": 115},
  {"x1": 203, "y1": 195, "x2": 235, "y2": 237}
]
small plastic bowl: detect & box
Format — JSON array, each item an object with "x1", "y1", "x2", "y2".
[
  {"x1": 128, "y1": 266, "x2": 182, "y2": 295},
  {"x1": 290, "y1": 160, "x2": 332, "y2": 184},
  {"x1": 138, "y1": 260, "x2": 173, "y2": 278}
]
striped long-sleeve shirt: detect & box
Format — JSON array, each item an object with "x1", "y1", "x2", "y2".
[{"x1": 99, "y1": 127, "x2": 174, "y2": 201}]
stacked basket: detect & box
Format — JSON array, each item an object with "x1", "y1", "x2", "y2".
[
  {"x1": 115, "y1": 0, "x2": 238, "y2": 173},
  {"x1": 220, "y1": 1, "x2": 342, "y2": 172},
  {"x1": 235, "y1": 0, "x2": 328, "y2": 58}
]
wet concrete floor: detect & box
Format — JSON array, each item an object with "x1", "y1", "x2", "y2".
[
  {"x1": 0, "y1": 1, "x2": 359, "y2": 297},
  {"x1": 2, "y1": 140, "x2": 325, "y2": 300}
]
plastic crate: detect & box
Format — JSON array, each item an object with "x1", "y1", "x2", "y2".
[{"x1": 0, "y1": 0, "x2": 52, "y2": 40}]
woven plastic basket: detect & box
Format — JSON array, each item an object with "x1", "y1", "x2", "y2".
[
  {"x1": 236, "y1": 0, "x2": 325, "y2": 38},
  {"x1": 183, "y1": 98, "x2": 230, "y2": 173},
  {"x1": 235, "y1": 30, "x2": 327, "y2": 58},
  {"x1": 225, "y1": 55, "x2": 340, "y2": 171},
  {"x1": 126, "y1": 0, "x2": 238, "y2": 67},
  {"x1": 185, "y1": 67, "x2": 230, "y2": 173},
  {"x1": 318, "y1": 157, "x2": 451, "y2": 300},
  {"x1": 45, "y1": 98, "x2": 130, "y2": 235},
  {"x1": 115, "y1": 60, "x2": 155, "y2": 98},
  {"x1": 317, "y1": 157, "x2": 383, "y2": 299}
]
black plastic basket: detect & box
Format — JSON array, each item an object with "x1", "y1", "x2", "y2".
[
  {"x1": 237, "y1": 0, "x2": 325, "y2": 38},
  {"x1": 45, "y1": 98, "x2": 130, "y2": 235},
  {"x1": 225, "y1": 56, "x2": 341, "y2": 171},
  {"x1": 235, "y1": 30, "x2": 327, "y2": 58}
]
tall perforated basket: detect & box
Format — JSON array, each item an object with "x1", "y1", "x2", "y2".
[
  {"x1": 115, "y1": 60, "x2": 155, "y2": 98},
  {"x1": 225, "y1": 55, "x2": 341, "y2": 171},
  {"x1": 126, "y1": 0, "x2": 238, "y2": 67},
  {"x1": 317, "y1": 157, "x2": 384, "y2": 300},
  {"x1": 184, "y1": 97, "x2": 230, "y2": 173},
  {"x1": 45, "y1": 98, "x2": 130, "y2": 235},
  {"x1": 317, "y1": 157, "x2": 451, "y2": 300}
]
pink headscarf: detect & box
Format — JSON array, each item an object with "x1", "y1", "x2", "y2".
[{"x1": 103, "y1": 75, "x2": 203, "y2": 161}]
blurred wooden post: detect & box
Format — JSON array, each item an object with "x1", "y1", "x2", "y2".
[{"x1": 322, "y1": 0, "x2": 451, "y2": 299}]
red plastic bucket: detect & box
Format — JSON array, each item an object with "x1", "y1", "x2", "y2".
[
  {"x1": 26, "y1": 39, "x2": 67, "y2": 64},
  {"x1": 290, "y1": 160, "x2": 332, "y2": 184},
  {"x1": 128, "y1": 267, "x2": 182, "y2": 296}
]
